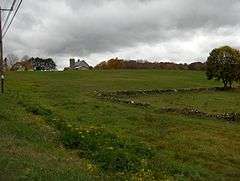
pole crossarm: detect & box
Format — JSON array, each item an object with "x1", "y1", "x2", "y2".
[{"x1": 0, "y1": 9, "x2": 13, "y2": 11}]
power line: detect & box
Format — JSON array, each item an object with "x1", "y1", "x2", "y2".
[
  {"x1": 0, "y1": 0, "x2": 22, "y2": 93},
  {"x1": 2, "y1": 0, "x2": 21, "y2": 37},
  {"x1": 2, "y1": 0, "x2": 17, "y2": 31},
  {"x1": 2, "y1": 0, "x2": 22, "y2": 38}
]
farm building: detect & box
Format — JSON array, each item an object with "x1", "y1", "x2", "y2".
[
  {"x1": 11, "y1": 61, "x2": 33, "y2": 71},
  {"x1": 65, "y1": 59, "x2": 90, "y2": 70}
]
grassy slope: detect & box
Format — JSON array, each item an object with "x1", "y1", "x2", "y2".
[
  {"x1": 1, "y1": 70, "x2": 240, "y2": 180},
  {"x1": 0, "y1": 93, "x2": 99, "y2": 181}
]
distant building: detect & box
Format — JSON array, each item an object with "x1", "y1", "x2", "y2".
[
  {"x1": 65, "y1": 58, "x2": 90, "y2": 70},
  {"x1": 11, "y1": 61, "x2": 33, "y2": 71}
]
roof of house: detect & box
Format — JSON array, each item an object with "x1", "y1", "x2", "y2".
[{"x1": 74, "y1": 60, "x2": 90, "y2": 68}]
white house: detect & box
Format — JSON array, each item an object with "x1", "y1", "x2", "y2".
[{"x1": 68, "y1": 59, "x2": 90, "y2": 70}]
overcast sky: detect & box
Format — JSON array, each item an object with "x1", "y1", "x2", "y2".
[{"x1": 2, "y1": 0, "x2": 240, "y2": 68}]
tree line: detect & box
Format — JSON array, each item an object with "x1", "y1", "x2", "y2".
[
  {"x1": 4, "y1": 54, "x2": 56, "y2": 71},
  {"x1": 96, "y1": 46, "x2": 240, "y2": 89},
  {"x1": 95, "y1": 58, "x2": 206, "y2": 71}
]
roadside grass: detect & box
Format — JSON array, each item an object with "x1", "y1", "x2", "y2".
[
  {"x1": 1, "y1": 70, "x2": 240, "y2": 180},
  {"x1": 0, "y1": 94, "x2": 98, "y2": 181},
  {"x1": 16, "y1": 97, "x2": 155, "y2": 174}
]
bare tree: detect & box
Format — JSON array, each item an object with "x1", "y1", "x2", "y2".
[
  {"x1": 21, "y1": 55, "x2": 30, "y2": 62},
  {"x1": 6, "y1": 54, "x2": 19, "y2": 69}
]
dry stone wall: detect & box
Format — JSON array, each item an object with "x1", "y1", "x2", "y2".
[{"x1": 97, "y1": 87, "x2": 240, "y2": 123}]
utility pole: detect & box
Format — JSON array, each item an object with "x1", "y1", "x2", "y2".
[
  {"x1": 0, "y1": 7, "x2": 4, "y2": 94},
  {"x1": 0, "y1": 6, "x2": 14, "y2": 94}
]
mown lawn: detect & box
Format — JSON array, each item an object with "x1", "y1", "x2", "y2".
[{"x1": 1, "y1": 70, "x2": 240, "y2": 180}]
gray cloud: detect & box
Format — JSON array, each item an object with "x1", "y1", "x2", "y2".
[{"x1": 3, "y1": 0, "x2": 240, "y2": 67}]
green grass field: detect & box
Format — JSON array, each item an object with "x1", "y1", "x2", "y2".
[
  {"x1": 1, "y1": 70, "x2": 240, "y2": 180},
  {"x1": 132, "y1": 89, "x2": 240, "y2": 114}
]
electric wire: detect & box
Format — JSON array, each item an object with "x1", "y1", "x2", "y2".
[
  {"x1": 2, "y1": 0, "x2": 17, "y2": 31},
  {"x1": 2, "y1": 0, "x2": 22, "y2": 38}
]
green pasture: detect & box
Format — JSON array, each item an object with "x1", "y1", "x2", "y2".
[{"x1": 1, "y1": 70, "x2": 240, "y2": 180}]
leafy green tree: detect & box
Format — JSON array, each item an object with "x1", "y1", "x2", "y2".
[{"x1": 206, "y1": 46, "x2": 240, "y2": 88}]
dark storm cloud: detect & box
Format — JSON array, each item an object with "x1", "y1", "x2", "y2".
[{"x1": 3, "y1": 0, "x2": 240, "y2": 66}]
